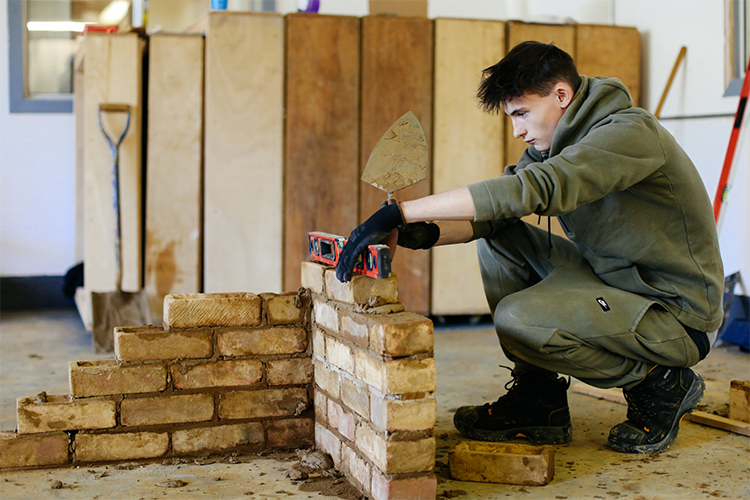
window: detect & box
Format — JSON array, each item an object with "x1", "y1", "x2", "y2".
[{"x1": 726, "y1": 0, "x2": 750, "y2": 96}]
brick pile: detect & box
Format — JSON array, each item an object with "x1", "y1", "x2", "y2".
[
  {"x1": 302, "y1": 261, "x2": 438, "y2": 500},
  {"x1": 1, "y1": 291, "x2": 314, "y2": 468}
]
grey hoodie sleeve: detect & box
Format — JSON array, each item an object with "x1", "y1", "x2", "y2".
[{"x1": 467, "y1": 110, "x2": 666, "y2": 221}]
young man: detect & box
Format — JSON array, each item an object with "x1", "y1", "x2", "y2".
[{"x1": 336, "y1": 41, "x2": 723, "y2": 454}]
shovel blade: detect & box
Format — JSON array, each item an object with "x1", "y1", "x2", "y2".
[
  {"x1": 361, "y1": 111, "x2": 427, "y2": 195},
  {"x1": 91, "y1": 290, "x2": 151, "y2": 353}
]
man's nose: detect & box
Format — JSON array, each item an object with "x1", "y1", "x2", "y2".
[{"x1": 512, "y1": 123, "x2": 526, "y2": 139}]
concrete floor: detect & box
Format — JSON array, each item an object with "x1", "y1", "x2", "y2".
[{"x1": 1, "y1": 309, "x2": 749, "y2": 499}]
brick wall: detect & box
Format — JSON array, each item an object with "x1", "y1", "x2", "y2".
[
  {"x1": 302, "y1": 261, "x2": 438, "y2": 500},
  {"x1": 1, "y1": 263, "x2": 438, "y2": 500}
]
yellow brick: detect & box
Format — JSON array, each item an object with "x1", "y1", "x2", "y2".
[
  {"x1": 164, "y1": 292, "x2": 262, "y2": 329},
  {"x1": 324, "y1": 269, "x2": 398, "y2": 306},
  {"x1": 363, "y1": 312, "x2": 433, "y2": 357},
  {"x1": 170, "y1": 359, "x2": 263, "y2": 389},
  {"x1": 355, "y1": 424, "x2": 435, "y2": 474},
  {"x1": 115, "y1": 326, "x2": 212, "y2": 361},
  {"x1": 267, "y1": 357, "x2": 313, "y2": 386},
  {"x1": 16, "y1": 395, "x2": 116, "y2": 434},
  {"x1": 0, "y1": 431, "x2": 69, "y2": 468},
  {"x1": 69, "y1": 360, "x2": 166, "y2": 397},
  {"x1": 370, "y1": 395, "x2": 436, "y2": 432},
  {"x1": 172, "y1": 423, "x2": 264, "y2": 454},
  {"x1": 301, "y1": 260, "x2": 327, "y2": 294},
  {"x1": 217, "y1": 326, "x2": 307, "y2": 356},
  {"x1": 263, "y1": 292, "x2": 305, "y2": 325},
  {"x1": 121, "y1": 394, "x2": 214, "y2": 426},
  {"x1": 449, "y1": 441, "x2": 554, "y2": 485},
  {"x1": 219, "y1": 388, "x2": 308, "y2": 420},
  {"x1": 75, "y1": 432, "x2": 169, "y2": 462},
  {"x1": 267, "y1": 418, "x2": 314, "y2": 448},
  {"x1": 355, "y1": 349, "x2": 436, "y2": 394}
]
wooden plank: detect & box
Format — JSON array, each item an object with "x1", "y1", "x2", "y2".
[
  {"x1": 203, "y1": 12, "x2": 284, "y2": 293},
  {"x1": 145, "y1": 33, "x2": 204, "y2": 320},
  {"x1": 685, "y1": 411, "x2": 750, "y2": 437},
  {"x1": 576, "y1": 25, "x2": 641, "y2": 107},
  {"x1": 284, "y1": 14, "x2": 361, "y2": 292},
  {"x1": 83, "y1": 33, "x2": 145, "y2": 293},
  {"x1": 361, "y1": 15, "x2": 433, "y2": 315},
  {"x1": 431, "y1": 18, "x2": 505, "y2": 316},
  {"x1": 505, "y1": 22, "x2": 576, "y2": 239}
]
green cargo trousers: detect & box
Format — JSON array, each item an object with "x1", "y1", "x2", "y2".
[{"x1": 477, "y1": 221, "x2": 701, "y2": 390}]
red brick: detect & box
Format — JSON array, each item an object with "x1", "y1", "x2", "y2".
[
  {"x1": 219, "y1": 388, "x2": 308, "y2": 420},
  {"x1": 115, "y1": 326, "x2": 212, "y2": 361},
  {"x1": 267, "y1": 418, "x2": 314, "y2": 448},
  {"x1": 0, "y1": 431, "x2": 69, "y2": 468},
  {"x1": 163, "y1": 292, "x2": 262, "y2": 329},
  {"x1": 170, "y1": 359, "x2": 263, "y2": 389},
  {"x1": 17, "y1": 395, "x2": 116, "y2": 434},
  {"x1": 267, "y1": 357, "x2": 313, "y2": 386},
  {"x1": 75, "y1": 432, "x2": 168, "y2": 462},
  {"x1": 172, "y1": 423, "x2": 264, "y2": 454},
  {"x1": 263, "y1": 292, "x2": 305, "y2": 325},
  {"x1": 69, "y1": 360, "x2": 166, "y2": 397},
  {"x1": 449, "y1": 441, "x2": 554, "y2": 485},
  {"x1": 121, "y1": 394, "x2": 214, "y2": 426},
  {"x1": 217, "y1": 326, "x2": 307, "y2": 356},
  {"x1": 371, "y1": 471, "x2": 437, "y2": 500}
]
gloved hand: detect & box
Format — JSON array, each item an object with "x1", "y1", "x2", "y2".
[
  {"x1": 397, "y1": 222, "x2": 440, "y2": 250},
  {"x1": 336, "y1": 203, "x2": 405, "y2": 282}
]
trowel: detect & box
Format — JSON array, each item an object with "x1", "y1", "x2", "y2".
[{"x1": 361, "y1": 111, "x2": 427, "y2": 200}]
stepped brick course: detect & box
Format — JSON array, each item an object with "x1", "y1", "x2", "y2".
[{"x1": 1, "y1": 262, "x2": 438, "y2": 500}]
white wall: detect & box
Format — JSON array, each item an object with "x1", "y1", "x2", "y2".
[
  {"x1": 2, "y1": 0, "x2": 747, "y2": 282},
  {"x1": 0, "y1": 0, "x2": 78, "y2": 277}
]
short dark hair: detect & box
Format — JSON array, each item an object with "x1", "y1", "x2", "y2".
[{"x1": 477, "y1": 41, "x2": 581, "y2": 113}]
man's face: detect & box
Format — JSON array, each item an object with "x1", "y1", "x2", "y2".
[{"x1": 502, "y1": 89, "x2": 569, "y2": 152}]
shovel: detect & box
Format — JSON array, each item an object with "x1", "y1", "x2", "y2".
[
  {"x1": 361, "y1": 111, "x2": 428, "y2": 256},
  {"x1": 91, "y1": 103, "x2": 151, "y2": 353}
]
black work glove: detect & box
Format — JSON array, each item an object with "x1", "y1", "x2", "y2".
[
  {"x1": 336, "y1": 203, "x2": 404, "y2": 282},
  {"x1": 397, "y1": 222, "x2": 440, "y2": 250}
]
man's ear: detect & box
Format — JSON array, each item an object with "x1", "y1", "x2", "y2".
[{"x1": 554, "y1": 83, "x2": 574, "y2": 109}]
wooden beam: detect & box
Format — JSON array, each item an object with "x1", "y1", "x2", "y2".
[
  {"x1": 203, "y1": 12, "x2": 284, "y2": 293},
  {"x1": 284, "y1": 14, "x2": 361, "y2": 292},
  {"x1": 431, "y1": 18, "x2": 505, "y2": 315},
  {"x1": 145, "y1": 33, "x2": 204, "y2": 320},
  {"x1": 360, "y1": 15, "x2": 433, "y2": 315}
]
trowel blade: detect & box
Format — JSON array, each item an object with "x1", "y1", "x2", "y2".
[{"x1": 361, "y1": 111, "x2": 427, "y2": 196}]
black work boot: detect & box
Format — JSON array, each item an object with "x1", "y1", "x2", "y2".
[
  {"x1": 608, "y1": 365, "x2": 705, "y2": 454},
  {"x1": 453, "y1": 370, "x2": 572, "y2": 444}
]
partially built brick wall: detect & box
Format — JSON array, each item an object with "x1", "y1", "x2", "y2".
[{"x1": 1, "y1": 263, "x2": 438, "y2": 500}]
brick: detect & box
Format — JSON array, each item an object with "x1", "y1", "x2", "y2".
[
  {"x1": 371, "y1": 395, "x2": 436, "y2": 432},
  {"x1": 327, "y1": 399, "x2": 356, "y2": 441},
  {"x1": 267, "y1": 418, "x2": 314, "y2": 448},
  {"x1": 263, "y1": 292, "x2": 305, "y2": 325},
  {"x1": 314, "y1": 389, "x2": 327, "y2": 423},
  {"x1": 340, "y1": 313, "x2": 369, "y2": 347},
  {"x1": 326, "y1": 336, "x2": 354, "y2": 374},
  {"x1": 219, "y1": 388, "x2": 308, "y2": 420},
  {"x1": 163, "y1": 292, "x2": 262, "y2": 329},
  {"x1": 217, "y1": 326, "x2": 307, "y2": 356},
  {"x1": 342, "y1": 443, "x2": 371, "y2": 497},
  {"x1": 371, "y1": 471, "x2": 437, "y2": 500},
  {"x1": 341, "y1": 376, "x2": 370, "y2": 419},
  {"x1": 69, "y1": 360, "x2": 166, "y2": 397},
  {"x1": 170, "y1": 359, "x2": 263, "y2": 389},
  {"x1": 324, "y1": 269, "x2": 398, "y2": 307},
  {"x1": 172, "y1": 423, "x2": 264, "y2": 454},
  {"x1": 314, "y1": 359, "x2": 341, "y2": 399},
  {"x1": 312, "y1": 327, "x2": 326, "y2": 358},
  {"x1": 301, "y1": 260, "x2": 327, "y2": 294},
  {"x1": 364, "y1": 312, "x2": 433, "y2": 357},
  {"x1": 267, "y1": 357, "x2": 313, "y2": 386},
  {"x1": 75, "y1": 432, "x2": 168, "y2": 462},
  {"x1": 355, "y1": 349, "x2": 436, "y2": 395},
  {"x1": 315, "y1": 422, "x2": 341, "y2": 465},
  {"x1": 355, "y1": 424, "x2": 435, "y2": 474},
  {"x1": 115, "y1": 326, "x2": 212, "y2": 362},
  {"x1": 121, "y1": 394, "x2": 214, "y2": 426},
  {"x1": 17, "y1": 395, "x2": 116, "y2": 434},
  {"x1": 729, "y1": 380, "x2": 750, "y2": 423},
  {"x1": 313, "y1": 300, "x2": 339, "y2": 333},
  {"x1": 0, "y1": 431, "x2": 69, "y2": 468},
  {"x1": 448, "y1": 441, "x2": 554, "y2": 485}
]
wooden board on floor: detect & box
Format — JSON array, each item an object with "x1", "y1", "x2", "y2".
[
  {"x1": 431, "y1": 18, "x2": 506, "y2": 316},
  {"x1": 576, "y1": 25, "x2": 641, "y2": 107},
  {"x1": 284, "y1": 14, "x2": 361, "y2": 292},
  {"x1": 203, "y1": 12, "x2": 284, "y2": 294},
  {"x1": 145, "y1": 33, "x2": 204, "y2": 320},
  {"x1": 360, "y1": 15, "x2": 433, "y2": 315},
  {"x1": 83, "y1": 33, "x2": 145, "y2": 293}
]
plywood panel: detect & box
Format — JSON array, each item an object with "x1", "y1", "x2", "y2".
[
  {"x1": 284, "y1": 14, "x2": 361, "y2": 292},
  {"x1": 504, "y1": 22, "x2": 576, "y2": 167},
  {"x1": 576, "y1": 25, "x2": 641, "y2": 106},
  {"x1": 361, "y1": 16, "x2": 433, "y2": 315},
  {"x1": 204, "y1": 12, "x2": 284, "y2": 293},
  {"x1": 432, "y1": 18, "x2": 505, "y2": 316},
  {"x1": 83, "y1": 33, "x2": 144, "y2": 293},
  {"x1": 145, "y1": 34, "x2": 204, "y2": 320}
]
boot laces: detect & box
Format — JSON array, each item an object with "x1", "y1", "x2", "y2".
[{"x1": 484, "y1": 366, "x2": 537, "y2": 416}]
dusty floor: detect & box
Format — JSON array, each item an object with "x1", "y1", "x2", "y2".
[{"x1": 1, "y1": 309, "x2": 749, "y2": 499}]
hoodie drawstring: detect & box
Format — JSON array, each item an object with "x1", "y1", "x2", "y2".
[{"x1": 537, "y1": 215, "x2": 553, "y2": 259}]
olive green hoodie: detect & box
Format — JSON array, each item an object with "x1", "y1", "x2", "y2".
[{"x1": 468, "y1": 76, "x2": 724, "y2": 332}]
